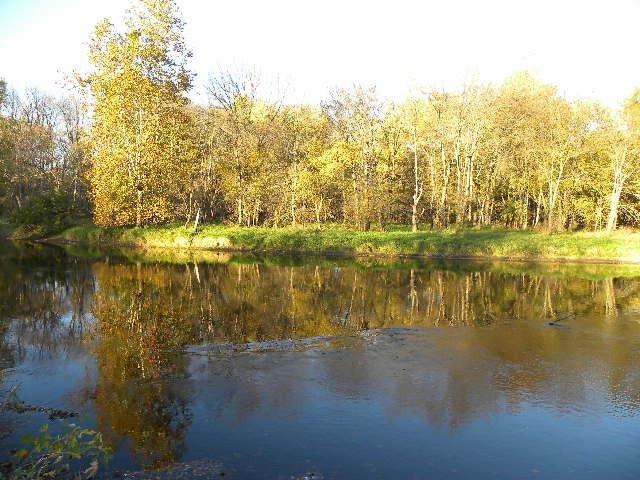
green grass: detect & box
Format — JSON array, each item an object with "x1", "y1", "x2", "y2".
[{"x1": 53, "y1": 223, "x2": 640, "y2": 263}]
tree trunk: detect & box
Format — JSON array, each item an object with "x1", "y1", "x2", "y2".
[
  {"x1": 606, "y1": 182, "x2": 623, "y2": 232},
  {"x1": 411, "y1": 129, "x2": 422, "y2": 233},
  {"x1": 290, "y1": 186, "x2": 297, "y2": 226},
  {"x1": 136, "y1": 189, "x2": 143, "y2": 227},
  {"x1": 193, "y1": 208, "x2": 201, "y2": 231},
  {"x1": 606, "y1": 147, "x2": 628, "y2": 233},
  {"x1": 411, "y1": 202, "x2": 419, "y2": 232},
  {"x1": 436, "y1": 143, "x2": 450, "y2": 227},
  {"x1": 290, "y1": 164, "x2": 297, "y2": 226}
]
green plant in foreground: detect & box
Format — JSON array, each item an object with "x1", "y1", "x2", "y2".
[{"x1": 1, "y1": 423, "x2": 111, "y2": 480}]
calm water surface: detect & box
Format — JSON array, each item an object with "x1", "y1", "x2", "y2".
[{"x1": 1, "y1": 241, "x2": 639, "y2": 479}]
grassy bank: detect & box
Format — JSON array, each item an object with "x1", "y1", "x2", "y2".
[{"x1": 52, "y1": 223, "x2": 640, "y2": 263}]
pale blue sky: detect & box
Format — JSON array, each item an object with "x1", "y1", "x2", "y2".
[{"x1": 1, "y1": 0, "x2": 639, "y2": 106}]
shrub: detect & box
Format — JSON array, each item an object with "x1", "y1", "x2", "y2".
[
  {"x1": 9, "y1": 191, "x2": 78, "y2": 237},
  {"x1": 0, "y1": 423, "x2": 111, "y2": 480}
]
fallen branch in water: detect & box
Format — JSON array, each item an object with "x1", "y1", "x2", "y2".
[
  {"x1": 3, "y1": 401, "x2": 78, "y2": 420},
  {"x1": 1, "y1": 386, "x2": 78, "y2": 420},
  {"x1": 547, "y1": 312, "x2": 576, "y2": 326}
]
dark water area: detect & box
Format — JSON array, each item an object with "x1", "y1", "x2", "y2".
[{"x1": 1, "y1": 240, "x2": 639, "y2": 479}]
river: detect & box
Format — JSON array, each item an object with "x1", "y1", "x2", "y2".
[{"x1": 1, "y1": 241, "x2": 639, "y2": 479}]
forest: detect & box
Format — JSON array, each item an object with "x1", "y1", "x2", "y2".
[{"x1": 1, "y1": 0, "x2": 639, "y2": 236}]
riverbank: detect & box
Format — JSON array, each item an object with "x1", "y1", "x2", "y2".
[{"x1": 52, "y1": 224, "x2": 640, "y2": 263}]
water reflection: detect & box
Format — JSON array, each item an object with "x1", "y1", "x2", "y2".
[
  {"x1": 0, "y1": 242, "x2": 639, "y2": 477},
  {"x1": 0, "y1": 242, "x2": 92, "y2": 365},
  {"x1": 89, "y1": 256, "x2": 640, "y2": 341}
]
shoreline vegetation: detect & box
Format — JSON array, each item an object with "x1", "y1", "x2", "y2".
[
  {"x1": 50, "y1": 223, "x2": 640, "y2": 264},
  {"x1": 0, "y1": 1, "x2": 639, "y2": 249},
  {"x1": 0, "y1": 219, "x2": 12, "y2": 238}
]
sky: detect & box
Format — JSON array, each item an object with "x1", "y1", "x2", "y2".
[{"x1": 1, "y1": 0, "x2": 639, "y2": 106}]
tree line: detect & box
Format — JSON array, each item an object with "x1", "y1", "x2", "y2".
[
  {"x1": 1, "y1": 0, "x2": 639, "y2": 233},
  {"x1": 0, "y1": 82, "x2": 89, "y2": 230}
]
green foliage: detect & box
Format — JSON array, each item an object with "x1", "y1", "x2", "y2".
[
  {"x1": 0, "y1": 219, "x2": 12, "y2": 238},
  {"x1": 1, "y1": 423, "x2": 111, "y2": 480},
  {"x1": 8, "y1": 191, "x2": 78, "y2": 237}
]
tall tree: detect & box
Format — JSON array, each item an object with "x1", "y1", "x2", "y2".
[
  {"x1": 86, "y1": 0, "x2": 197, "y2": 227},
  {"x1": 607, "y1": 88, "x2": 640, "y2": 232},
  {"x1": 323, "y1": 86, "x2": 384, "y2": 230}
]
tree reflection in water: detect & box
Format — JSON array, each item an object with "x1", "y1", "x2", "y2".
[{"x1": 1, "y1": 243, "x2": 640, "y2": 472}]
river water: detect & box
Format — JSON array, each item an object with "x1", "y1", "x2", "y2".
[{"x1": 0, "y1": 241, "x2": 639, "y2": 479}]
